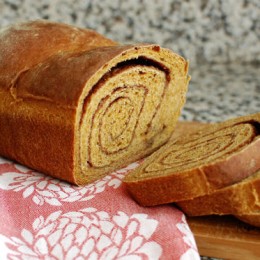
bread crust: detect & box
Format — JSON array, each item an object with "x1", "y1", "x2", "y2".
[
  {"x1": 0, "y1": 20, "x2": 116, "y2": 90},
  {"x1": 177, "y1": 170, "x2": 260, "y2": 216},
  {"x1": 235, "y1": 214, "x2": 260, "y2": 227},
  {"x1": 0, "y1": 20, "x2": 117, "y2": 183}
]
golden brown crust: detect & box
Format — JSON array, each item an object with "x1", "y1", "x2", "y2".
[
  {"x1": 124, "y1": 113, "x2": 260, "y2": 206},
  {"x1": 0, "y1": 20, "x2": 116, "y2": 183},
  {"x1": 235, "y1": 214, "x2": 260, "y2": 227},
  {"x1": 177, "y1": 170, "x2": 260, "y2": 216},
  {"x1": 0, "y1": 21, "x2": 189, "y2": 184},
  {"x1": 0, "y1": 20, "x2": 116, "y2": 91}
]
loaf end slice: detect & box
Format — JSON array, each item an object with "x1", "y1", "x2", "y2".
[{"x1": 124, "y1": 113, "x2": 260, "y2": 206}]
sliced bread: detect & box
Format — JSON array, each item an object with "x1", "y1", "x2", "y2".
[
  {"x1": 124, "y1": 113, "x2": 260, "y2": 206},
  {"x1": 235, "y1": 213, "x2": 260, "y2": 228},
  {"x1": 177, "y1": 170, "x2": 260, "y2": 216}
]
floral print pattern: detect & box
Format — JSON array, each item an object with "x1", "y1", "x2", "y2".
[
  {"x1": 0, "y1": 157, "x2": 199, "y2": 259},
  {"x1": 1, "y1": 208, "x2": 162, "y2": 260},
  {"x1": 0, "y1": 160, "x2": 139, "y2": 206}
]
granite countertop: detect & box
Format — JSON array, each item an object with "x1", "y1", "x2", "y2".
[{"x1": 181, "y1": 63, "x2": 260, "y2": 123}]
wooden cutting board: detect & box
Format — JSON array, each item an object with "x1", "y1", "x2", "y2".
[{"x1": 187, "y1": 215, "x2": 260, "y2": 259}]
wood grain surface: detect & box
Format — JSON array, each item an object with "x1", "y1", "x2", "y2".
[{"x1": 187, "y1": 215, "x2": 260, "y2": 259}]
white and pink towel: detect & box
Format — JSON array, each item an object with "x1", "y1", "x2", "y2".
[{"x1": 0, "y1": 157, "x2": 199, "y2": 260}]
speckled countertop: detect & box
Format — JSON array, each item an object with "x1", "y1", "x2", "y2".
[{"x1": 181, "y1": 63, "x2": 260, "y2": 123}]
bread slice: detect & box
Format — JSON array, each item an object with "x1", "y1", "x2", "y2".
[
  {"x1": 170, "y1": 121, "x2": 210, "y2": 140},
  {"x1": 123, "y1": 113, "x2": 260, "y2": 206},
  {"x1": 0, "y1": 21, "x2": 189, "y2": 184},
  {"x1": 177, "y1": 170, "x2": 260, "y2": 216},
  {"x1": 235, "y1": 213, "x2": 260, "y2": 228}
]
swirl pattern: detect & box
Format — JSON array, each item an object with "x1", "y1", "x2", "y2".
[
  {"x1": 124, "y1": 116, "x2": 260, "y2": 206},
  {"x1": 144, "y1": 123, "x2": 255, "y2": 174},
  {"x1": 79, "y1": 59, "x2": 174, "y2": 182},
  {"x1": 70, "y1": 47, "x2": 190, "y2": 184}
]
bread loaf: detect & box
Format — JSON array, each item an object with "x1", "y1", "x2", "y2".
[
  {"x1": 0, "y1": 20, "x2": 189, "y2": 184},
  {"x1": 124, "y1": 113, "x2": 260, "y2": 206}
]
